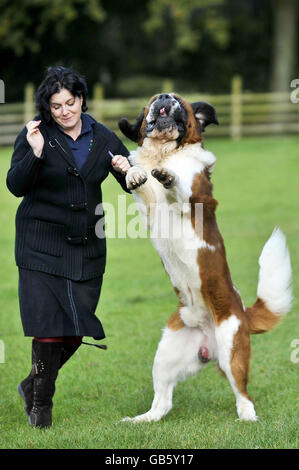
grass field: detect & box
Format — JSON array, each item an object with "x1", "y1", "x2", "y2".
[{"x1": 0, "y1": 135, "x2": 298, "y2": 449}]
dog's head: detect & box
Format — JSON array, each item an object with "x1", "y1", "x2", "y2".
[{"x1": 119, "y1": 93, "x2": 218, "y2": 146}]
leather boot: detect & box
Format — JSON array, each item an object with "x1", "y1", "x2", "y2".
[
  {"x1": 28, "y1": 340, "x2": 63, "y2": 428},
  {"x1": 17, "y1": 341, "x2": 37, "y2": 417},
  {"x1": 60, "y1": 340, "x2": 82, "y2": 368},
  {"x1": 18, "y1": 339, "x2": 81, "y2": 420}
]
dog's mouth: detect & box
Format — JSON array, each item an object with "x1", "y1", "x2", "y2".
[{"x1": 146, "y1": 94, "x2": 188, "y2": 141}]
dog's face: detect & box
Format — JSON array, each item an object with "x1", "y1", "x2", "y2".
[
  {"x1": 119, "y1": 93, "x2": 219, "y2": 146},
  {"x1": 145, "y1": 93, "x2": 188, "y2": 142}
]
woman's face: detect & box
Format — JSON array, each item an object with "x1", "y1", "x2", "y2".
[{"x1": 49, "y1": 88, "x2": 83, "y2": 130}]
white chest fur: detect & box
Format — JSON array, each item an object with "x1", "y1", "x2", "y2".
[{"x1": 128, "y1": 140, "x2": 216, "y2": 329}]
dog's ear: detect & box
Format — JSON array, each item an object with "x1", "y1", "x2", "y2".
[
  {"x1": 190, "y1": 101, "x2": 219, "y2": 132},
  {"x1": 118, "y1": 111, "x2": 145, "y2": 142}
]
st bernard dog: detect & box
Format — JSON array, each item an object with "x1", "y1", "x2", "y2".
[{"x1": 119, "y1": 93, "x2": 292, "y2": 422}]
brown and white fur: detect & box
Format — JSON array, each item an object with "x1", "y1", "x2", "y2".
[{"x1": 119, "y1": 93, "x2": 292, "y2": 422}]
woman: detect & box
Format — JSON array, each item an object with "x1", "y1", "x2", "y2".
[{"x1": 6, "y1": 66, "x2": 131, "y2": 428}]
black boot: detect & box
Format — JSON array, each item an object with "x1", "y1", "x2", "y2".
[
  {"x1": 60, "y1": 341, "x2": 82, "y2": 369},
  {"x1": 28, "y1": 340, "x2": 63, "y2": 428},
  {"x1": 18, "y1": 374, "x2": 34, "y2": 417},
  {"x1": 18, "y1": 340, "x2": 81, "y2": 421},
  {"x1": 17, "y1": 340, "x2": 38, "y2": 417}
]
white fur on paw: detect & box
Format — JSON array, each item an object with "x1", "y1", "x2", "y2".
[
  {"x1": 121, "y1": 416, "x2": 136, "y2": 423},
  {"x1": 122, "y1": 412, "x2": 159, "y2": 423},
  {"x1": 126, "y1": 167, "x2": 147, "y2": 190},
  {"x1": 237, "y1": 398, "x2": 258, "y2": 422}
]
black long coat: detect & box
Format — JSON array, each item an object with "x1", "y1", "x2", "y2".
[{"x1": 6, "y1": 114, "x2": 131, "y2": 281}]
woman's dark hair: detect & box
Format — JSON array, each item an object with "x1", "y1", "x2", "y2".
[{"x1": 35, "y1": 66, "x2": 88, "y2": 123}]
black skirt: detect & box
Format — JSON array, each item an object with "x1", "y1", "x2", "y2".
[{"x1": 18, "y1": 268, "x2": 105, "y2": 339}]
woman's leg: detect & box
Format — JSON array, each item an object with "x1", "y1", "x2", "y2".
[
  {"x1": 28, "y1": 339, "x2": 63, "y2": 428},
  {"x1": 18, "y1": 336, "x2": 82, "y2": 425}
]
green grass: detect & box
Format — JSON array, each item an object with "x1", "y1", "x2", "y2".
[{"x1": 0, "y1": 135, "x2": 298, "y2": 449}]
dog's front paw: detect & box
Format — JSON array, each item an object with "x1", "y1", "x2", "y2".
[
  {"x1": 121, "y1": 411, "x2": 160, "y2": 423},
  {"x1": 126, "y1": 166, "x2": 148, "y2": 190},
  {"x1": 151, "y1": 167, "x2": 176, "y2": 188}
]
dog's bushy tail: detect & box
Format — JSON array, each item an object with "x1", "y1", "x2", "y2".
[{"x1": 246, "y1": 228, "x2": 293, "y2": 335}]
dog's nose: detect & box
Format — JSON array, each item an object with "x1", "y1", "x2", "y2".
[{"x1": 159, "y1": 94, "x2": 170, "y2": 100}]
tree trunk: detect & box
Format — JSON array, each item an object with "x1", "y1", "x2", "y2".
[{"x1": 271, "y1": 0, "x2": 297, "y2": 92}]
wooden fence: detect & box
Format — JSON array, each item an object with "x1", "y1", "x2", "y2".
[{"x1": 0, "y1": 76, "x2": 298, "y2": 146}]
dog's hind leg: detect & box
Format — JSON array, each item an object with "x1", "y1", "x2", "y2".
[
  {"x1": 215, "y1": 315, "x2": 258, "y2": 421},
  {"x1": 122, "y1": 323, "x2": 206, "y2": 423}
]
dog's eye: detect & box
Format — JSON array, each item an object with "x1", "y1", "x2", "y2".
[{"x1": 177, "y1": 121, "x2": 185, "y2": 132}]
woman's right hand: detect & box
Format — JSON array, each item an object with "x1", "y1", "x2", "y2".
[{"x1": 26, "y1": 120, "x2": 44, "y2": 158}]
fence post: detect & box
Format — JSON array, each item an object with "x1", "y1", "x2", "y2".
[
  {"x1": 24, "y1": 83, "x2": 35, "y2": 123},
  {"x1": 93, "y1": 83, "x2": 104, "y2": 122},
  {"x1": 230, "y1": 75, "x2": 242, "y2": 140},
  {"x1": 0, "y1": 79, "x2": 5, "y2": 103}
]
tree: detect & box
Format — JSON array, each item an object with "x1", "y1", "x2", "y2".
[
  {"x1": 271, "y1": 0, "x2": 298, "y2": 92},
  {"x1": 0, "y1": 0, "x2": 105, "y2": 56},
  {"x1": 144, "y1": 0, "x2": 229, "y2": 52}
]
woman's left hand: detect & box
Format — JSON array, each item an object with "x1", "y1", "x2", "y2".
[{"x1": 111, "y1": 155, "x2": 131, "y2": 174}]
